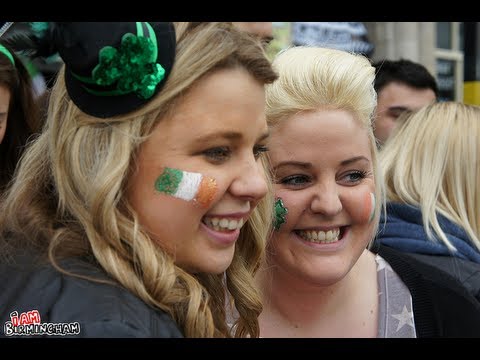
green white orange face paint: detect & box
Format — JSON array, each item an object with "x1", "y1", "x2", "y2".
[
  {"x1": 154, "y1": 167, "x2": 217, "y2": 208},
  {"x1": 273, "y1": 197, "x2": 288, "y2": 231},
  {"x1": 364, "y1": 191, "x2": 376, "y2": 223}
]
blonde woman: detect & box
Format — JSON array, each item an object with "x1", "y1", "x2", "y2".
[
  {"x1": 0, "y1": 22, "x2": 277, "y2": 338},
  {"x1": 257, "y1": 46, "x2": 480, "y2": 338},
  {"x1": 377, "y1": 101, "x2": 480, "y2": 300}
]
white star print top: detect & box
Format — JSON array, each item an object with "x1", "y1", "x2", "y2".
[{"x1": 376, "y1": 254, "x2": 416, "y2": 338}]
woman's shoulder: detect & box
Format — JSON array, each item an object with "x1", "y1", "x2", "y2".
[{"x1": 0, "y1": 255, "x2": 183, "y2": 338}]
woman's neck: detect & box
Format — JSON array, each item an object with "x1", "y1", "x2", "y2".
[{"x1": 257, "y1": 250, "x2": 379, "y2": 338}]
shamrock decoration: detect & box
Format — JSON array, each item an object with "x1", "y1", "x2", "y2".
[
  {"x1": 92, "y1": 32, "x2": 165, "y2": 99},
  {"x1": 273, "y1": 197, "x2": 288, "y2": 231}
]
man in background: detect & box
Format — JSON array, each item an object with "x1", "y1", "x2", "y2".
[
  {"x1": 372, "y1": 59, "x2": 439, "y2": 147},
  {"x1": 233, "y1": 22, "x2": 274, "y2": 49}
]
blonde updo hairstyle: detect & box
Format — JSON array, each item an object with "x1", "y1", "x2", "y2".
[{"x1": 265, "y1": 46, "x2": 384, "y2": 240}]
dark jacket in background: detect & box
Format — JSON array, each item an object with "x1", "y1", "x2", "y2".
[
  {"x1": 376, "y1": 202, "x2": 480, "y2": 302},
  {"x1": 0, "y1": 254, "x2": 183, "y2": 338},
  {"x1": 374, "y1": 243, "x2": 480, "y2": 337},
  {"x1": 404, "y1": 252, "x2": 480, "y2": 302}
]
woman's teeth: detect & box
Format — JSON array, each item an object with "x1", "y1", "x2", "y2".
[
  {"x1": 203, "y1": 217, "x2": 245, "y2": 232},
  {"x1": 297, "y1": 228, "x2": 340, "y2": 243}
]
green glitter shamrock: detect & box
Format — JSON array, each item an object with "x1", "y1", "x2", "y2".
[
  {"x1": 273, "y1": 197, "x2": 288, "y2": 231},
  {"x1": 92, "y1": 33, "x2": 165, "y2": 99}
]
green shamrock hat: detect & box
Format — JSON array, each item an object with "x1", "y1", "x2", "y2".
[{"x1": 56, "y1": 22, "x2": 176, "y2": 118}]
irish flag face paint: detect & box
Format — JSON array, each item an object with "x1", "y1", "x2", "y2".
[
  {"x1": 365, "y1": 192, "x2": 375, "y2": 223},
  {"x1": 360, "y1": 191, "x2": 376, "y2": 223},
  {"x1": 155, "y1": 167, "x2": 217, "y2": 208}
]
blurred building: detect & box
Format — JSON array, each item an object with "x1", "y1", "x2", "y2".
[
  {"x1": 365, "y1": 22, "x2": 464, "y2": 103},
  {"x1": 271, "y1": 22, "x2": 479, "y2": 104},
  {"x1": 291, "y1": 22, "x2": 374, "y2": 57}
]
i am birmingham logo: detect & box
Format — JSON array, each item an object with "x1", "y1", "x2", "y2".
[{"x1": 4, "y1": 310, "x2": 81, "y2": 336}]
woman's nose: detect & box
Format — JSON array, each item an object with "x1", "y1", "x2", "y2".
[
  {"x1": 309, "y1": 181, "x2": 342, "y2": 217},
  {"x1": 229, "y1": 158, "x2": 268, "y2": 201}
]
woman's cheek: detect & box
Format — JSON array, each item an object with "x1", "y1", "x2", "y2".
[{"x1": 357, "y1": 190, "x2": 375, "y2": 224}]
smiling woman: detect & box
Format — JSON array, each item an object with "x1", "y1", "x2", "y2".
[
  {"x1": 127, "y1": 65, "x2": 272, "y2": 275},
  {"x1": 0, "y1": 22, "x2": 277, "y2": 338},
  {"x1": 256, "y1": 45, "x2": 480, "y2": 338}
]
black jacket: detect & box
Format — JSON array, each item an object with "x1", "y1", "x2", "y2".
[
  {"x1": 0, "y1": 255, "x2": 183, "y2": 338},
  {"x1": 375, "y1": 244, "x2": 480, "y2": 337},
  {"x1": 405, "y1": 252, "x2": 480, "y2": 302}
]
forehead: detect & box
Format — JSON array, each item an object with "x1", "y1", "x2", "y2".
[
  {"x1": 143, "y1": 67, "x2": 268, "y2": 153},
  {"x1": 179, "y1": 67, "x2": 264, "y2": 112},
  {"x1": 272, "y1": 109, "x2": 367, "y2": 137},
  {"x1": 269, "y1": 109, "x2": 371, "y2": 160},
  {"x1": 162, "y1": 68, "x2": 267, "y2": 132}
]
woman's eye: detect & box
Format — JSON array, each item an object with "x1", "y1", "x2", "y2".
[
  {"x1": 341, "y1": 170, "x2": 368, "y2": 184},
  {"x1": 203, "y1": 147, "x2": 231, "y2": 162},
  {"x1": 279, "y1": 174, "x2": 311, "y2": 187},
  {"x1": 253, "y1": 145, "x2": 268, "y2": 159}
]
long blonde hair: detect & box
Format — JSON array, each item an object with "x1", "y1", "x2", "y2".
[
  {"x1": 0, "y1": 22, "x2": 277, "y2": 338},
  {"x1": 265, "y1": 46, "x2": 383, "y2": 240},
  {"x1": 380, "y1": 101, "x2": 480, "y2": 253}
]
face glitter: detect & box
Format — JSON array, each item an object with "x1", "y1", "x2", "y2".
[
  {"x1": 155, "y1": 167, "x2": 217, "y2": 207},
  {"x1": 273, "y1": 197, "x2": 288, "y2": 231}
]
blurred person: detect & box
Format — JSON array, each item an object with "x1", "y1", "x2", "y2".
[
  {"x1": 233, "y1": 22, "x2": 274, "y2": 49},
  {"x1": 1, "y1": 21, "x2": 64, "y2": 125},
  {"x1": 372, "y1": 59, "x2": 438, "y2": 147},
  {"x1": 377, "y1": 101, "x2": 480, "y2": 301},
  {"x1": 256, "y1": 46, "x2": 480, "y2": 338},
  {"x1": 292, "y1": 22, "x2": 374, "y2": 57},
  {"x1": 0, "y1": 41, "x2": 40, "y2": 194},
  {"x1": 0, "y1": 22, "x2": 277, "y2": 338}
]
